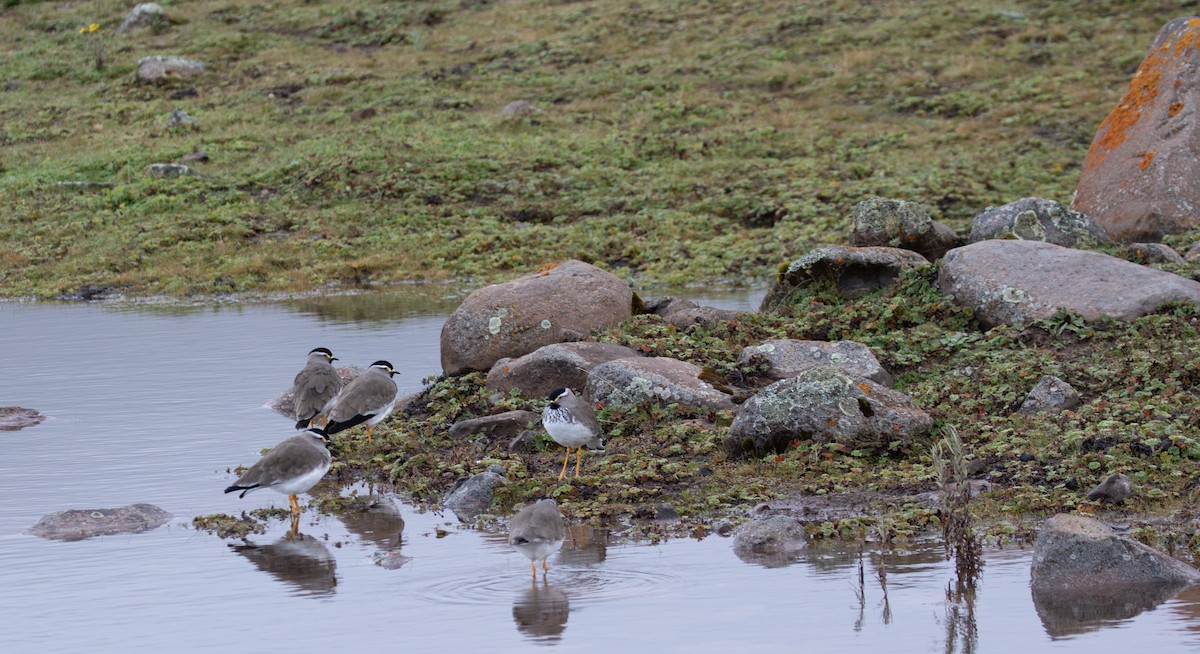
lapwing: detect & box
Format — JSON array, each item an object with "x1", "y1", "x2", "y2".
[
  {"x1": 292, "y1": 347, "x2": 342, "y2": 430},
  {"x1": 225, "y1": 427, "x2": 333, "y2": 525},
  {"x1": 324, "y1": 360, "x2": 399, "y2": 443},
  {"x1": 509, "y1": 499, "x2": 566, "y2": 578},
  {"x1": 542, "y1": 388, "x2": 604, "y2": 480}
]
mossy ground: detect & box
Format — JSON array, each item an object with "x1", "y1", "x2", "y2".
[{"x1": 3, "y1": 0, "x2": 1199, "y2": 297}]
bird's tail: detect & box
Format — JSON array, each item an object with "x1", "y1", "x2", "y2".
[
  {"x1": 324, "y1": 413, "x2": 369, "y2": 435},
  {"x1": 224, "y1": 484, "x2": 260, "y2": 498}
]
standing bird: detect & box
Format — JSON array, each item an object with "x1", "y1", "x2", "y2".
[
  {"x1": 292, "y1": 347, "x2": 343, "y2": 430},
  {"x1": 509, "y1": 499, "x2": 566, "y2": 579},
  {"x1": 225, "y1": 427, "x2": 333, "y2": 524},
  {"x1": 324, "y1": 360, "x2": 399, "y2": 443},
  {"x1": 541, "y1": 388, "x2": 604, "y2": 481}
]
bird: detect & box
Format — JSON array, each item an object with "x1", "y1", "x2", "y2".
[
  {"x1": 509, "y1": 499, "x2": 566, "y2": 578},
  {"x1": 292, "y1": 347, "x2": 343, "y2": 430},
  {"x1": 224, "y1": 427, "x2": 333, "y2": 525},
  {"x1": 541, "y1": 388, "x2": 604, "y2": 480},
  {"x1": 324, "y1": 360, "x2": 399, "y2": 443}
]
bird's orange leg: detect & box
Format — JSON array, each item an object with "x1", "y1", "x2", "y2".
[
  {"x1": 575, "y1": 448, "x2": 584, "y2": 477},
  {"x1": 529, "y1": 561, "x2": 537, "y2": 579},
  {"x1": 558, "y1": 448, "x2": 572, "y2": 480},
  {"x1": 366, "y1": 425, "x2": 373, "y2": 444}
]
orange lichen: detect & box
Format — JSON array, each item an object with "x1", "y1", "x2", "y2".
[
  {"x1": 856, "y1": 382, "x2": 872, "y2": 394},
  {"x1": 534, "y1": 261, "x2": 561, "y2": 275},
  {"x1": 1169, "y1": 101, "x2": 1184, "y2": 117},
  {"x1": 1139, "y1": 150, "x2": 1155, "y2": 169}
]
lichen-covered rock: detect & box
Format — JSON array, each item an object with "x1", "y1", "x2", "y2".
[
  {"x1": 31, "y1": 504, "x2": 173, "y2": 541},
  {"x1": 0, "y1": 406, "x2": 45, "y2": 431},
  {"x1": 1073, "y1": 17, "x2": 1200, "y2": 242},
  {"x1": 440, "y1": 261, "x2": 632, "y2": 375},
  {"x1": 644, "y1": 296, "x2": 742, "y2": 328},
  {"x1": 1122, "y1": 242, "x2": 1186, "y2": 265},
  {"x1": 587, "y1": 357, "x2": 735, "y2": 412},
  {"x1": 443, "y1": 471, "x2": 506, "y2": 521},
  {"x1": 968, "y1": 197, "x2": 1110, "y2": 247},
  {"x1": 724, "y1": 366, "x2": 932, "y2": 456},
  {"x1": 1031, "y1": 514, "x2": 1200, "y2": 592},
  {"x1": 849, "y1": 197, "x2": 959, "y2": 261},
  {"x1": 732, "y1": 516, "x2": 807, "y2": 568},
  {"x1": 448, "y1": 410, "x2": 539, "y2": 441},
  {"x1": 937, "y1": 240, "x2": 1200, "y2": 328},
  {"x1": 500, "y1": 100, "x2": 540, "y2": 118},
  {"x1": 761, "y1": 246, "x2": 930, "y2": 310},
  {"x1": 118, "y1": 3, "x2": 165, "y2": 33},
  {"x1": 136, "y1": 55, "x2": 204, "y2": 83},
  {"x1": 1087, "y1": 473, "x2": 1134, "y2": 504},
  {"x1": 738, "y1": 339, "x2": 892, "y2": 386},
  {"x1": 485, "y1": 342, "x2": 643, "y2": 400},
  {"x1": 1017, "y1": 375, "x2": 1080, "y2": 415},
  {"x1": 143, "y1": 163, "x2": 198, "y2": 178}
]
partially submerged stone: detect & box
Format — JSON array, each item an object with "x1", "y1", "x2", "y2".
[
  {"x1": 1017, "y1": 375, "x2": 1080, "y2": 415},
  {"x1": 0, "y1": 406, "x2": 45, "y2": 431},
  {"x1": 1087, "y1": 473, "x2": 1134, "y2": 504},
  {"x1": 485, "y1": 341, "x2": 643, "y2": 400},
  {"x1": 968, "y1": 197, "x2": 1110, "y2": 248},
  {"x1": 732, "y1": 516, "x2": 807, "y2": 568},
  {"x1": 440, "y1": 261, "x2": 632, "y2": 375},
  {"x1": 937, "y1": 240, "x2": 1200, "y2": 328},
  {"x1": 725, "y1": 366, "x2": 932, "y2": 456},
  {"x1": 136, "y1": 55, "x2": 204, "y2": 83},
  {"x1": 849, "y1": 196, "x2": 958, "y2": 261},
  {"x1": 587, "y1": 357, "x2": 735, "y2": 412},
  {"x1": 738, "y1": 339, "x2": 893, "y2": 386},
  {"x1": 443, "y1": 471, "x2": 506, "y2": 521},
  {"x1": 448, "y1": 410, "x2": 539, "y2": 441},
  {"x1": 31, "y1": 504, "x2": 173, "y2": 541},
  {"x1": 761, "y1": 246, "x2": 930, "y2": 310}
]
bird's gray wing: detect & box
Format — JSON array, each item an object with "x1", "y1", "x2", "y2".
[
  {"x1": 235, "y1": 435, "x2": 330, "y2": 487},
  {"x1": 331, "y1": 374, "x2": 397, "y2": 420},
  {"x1": 293, "y1": 365, "x2": 343, "y2": 419}
]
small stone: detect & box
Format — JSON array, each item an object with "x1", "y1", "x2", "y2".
[
  {"x1": 118, "y1": 3, "x2": 166, "y2": 33},
  {"x1": 1087, "y1": 473, "x2": 1134, "y2": 504},
  {"x1": 443, "y1": 472, "x2": 506, "y2": 521},
  {"x1": 31, "y1": 504, "x2": 173, "y2": 541},
  {"x1": 0, "y1": 406, "x2": 45, "y2": 431},
  {"x1": 1017, "y1": 375, "x2": 1080, "y2": 415},
  {"x1": 500, "y1": 100, "x2": 540, "y2": 118},
  {"x1": 732, "y1": 516, "x2": 807, "y2": 567},
  {"x1": 1122, "y1": 243, "x2": 1186, "y2": 265},
  {"x1": 448, "y1": 410, "x2": 539, "y2": 441},
  {"x1": 144, "y1": 163, "x2": 198, "y2": 178},
  {"x1": 136, "y1": 56, "x2": 204, "y2": 83},
  {"x1": 167, "y1": 109, "x2": 197, "y2": 127}
]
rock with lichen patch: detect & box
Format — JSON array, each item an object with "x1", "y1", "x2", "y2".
[
  {"x1": 136, "y1": 55, "x2": 204, "y2": 83},
  {"x1": 1017, "y1": 375, "x2": 1080, "y2": 415},
  {"x1": 724, "y1": 366, "x2": 932, "y2": 456},
  {"x1": 738, "y1": 339, "x2": 892, "y2": 386},
  {"x1": 0, "y1": 406, "x2": 45, "y2": 431},
  {"x1": 732, "y1": 516, "x2": 807, "y2": 567},
  {"x1": 118, "y1": 3, "x2": 166, "y2": 33},
  {"x1": 32, "y1": 504, "x2": 173, "y2": 541},
  {"x1": 849, "y1": 197, "x2": 959, "y2": 261},
  {"x1": 761, "y1": 246, "x2": 930, "y2": 310},
  {"x1": 443, "y1": 471, "x2": 506, "y2": 521},
  {"x1": 587, "y1": 356, "x2": 735, "y2": 412},
  {"x1": 969, "y1": 197, "x2": 1110, "y2": 248}
]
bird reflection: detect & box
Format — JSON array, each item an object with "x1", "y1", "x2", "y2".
[
  {"x1": 512, "y1": 580, "x2": 570, "y2": 644},
  {"x1": 1032, "y1": 582, "x2": 1189, "y2": 638},
  {"x1": 336, "y1": 496, "x2": 405, "y2": 552},
  {"x1": 229, "y1": 531, "x2": 337, "y2": 597},
  {"x1": 558, "y1": 524, "x2": 607, "y2": 566}
]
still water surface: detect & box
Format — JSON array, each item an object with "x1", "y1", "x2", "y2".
[{"x1": 3, "y1": 288, "x2": 1200, "y2": 653}]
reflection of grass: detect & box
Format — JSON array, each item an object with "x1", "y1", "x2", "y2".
[{"x1": 0, "y1": 1, "x2": 1193, "y2": 297}]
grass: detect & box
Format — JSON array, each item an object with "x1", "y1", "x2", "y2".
[{"x1": 0, "y1": 0, "x2": 1194, "y2": 297}]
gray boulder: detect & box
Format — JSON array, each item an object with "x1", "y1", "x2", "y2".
[
  {"x1": 644, "y1": 296, "x2": 742, "y2": 328},
  {"x1": 849, "y1": 197, "x2": 959, "y2": 261},
  {"x1": 1031, "y1": 514, "x2": 1200, "y2": 592},
  {"x1": 1087, "y1": 473, "x2": 1134, "y2": 504},
  {"x1": 500, "y1": 100, "x2": 540, "y2": 118},
  {"x1": 31, "y1": 504, "x2": 173, "y2": 541},
  {"x1": 937, "y1": 240, "x2": 1200, "y2": 328},
  {"x1": 118, "y1": 3, "x2": 165, "y2": 33},
  {"x1": 1123, "y1": 242, "x2": 1186, "y2": 265},
  {"x1": 448, "y1": 410, "x2": 539, "y2": 441},
  {"x1": 761, "y1": 246, "x2": 930, "y2": 309},
  {"x1": 1, "y1": 406, "x2": 45, "y2": 431},
  {"x1": 725, "y1": 366, "x2": 932, "y2": 456},
  {"x1": 732, "y1": 516, "x2": 808, "y2": 568},
  {"x1": 441, "y1": 261, "x2": 632, "y2": 375},
  {"x1": 1017, "y1": 375, "x2": 1080, "y2": 415},
  {"x1": 443, "y1": 471, "x2": 506, "y2": 521},
  {"x1": 587, "y1": 357, "x2": 735, "y2": 412},
  {"x1": 136, "y1": 56, "x2": 204, "y2": 83},
  {"x1": 738, "y1": 339, "x2": 892, "y2": 386},
  {"x1": 486, "y1": 342, "x2": 643, "y2": 400},
  {"x1": 968, "y1": 197, "x2": 1109, "y2": 247}
]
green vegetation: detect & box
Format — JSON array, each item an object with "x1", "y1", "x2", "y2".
[{"x1": 0, "y1": 0, "x2": 1192, "y2": 297}]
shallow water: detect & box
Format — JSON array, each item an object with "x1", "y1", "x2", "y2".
[{"x1": 4, "y1": 290, "x2": 1200, "y2": 653}]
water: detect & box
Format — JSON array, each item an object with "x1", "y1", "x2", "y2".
[{"x1": 3, "y1": 289, "x2": 1200, "y2": 653}]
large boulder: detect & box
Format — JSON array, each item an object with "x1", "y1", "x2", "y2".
[
  {"x1": 0, "y1": 406, "x2": 45, "y2": 431},
  {"x1": 441, "y1": 261, "x2": 632, "y2": 375},
  {"x1": 587, "y1": 357, "x2": 735, "y2": 412},
  {"x1": 1031, "y1": 514, "x2": 1200, "y2": 592},
  {"x1": 485, "y1": 342, "x2": 643, "y2": 400},
  {"x1": 761, "y1": 246, "x2": 930, "y2": 310},
  {"x1": 30, "y1": 504, "x2": 173, "y2": 541},
  {"x1": 1073, "y1": 17, "x2": 1200, "y2": 242},
  {"x1": 849, "y1": 197, "x2": 959, "y2": 261},
  {"x1": 937, "y1": 240, "x2": 1200, "y2": 328},
  {"x1": 738, "y1": 339, "x2": 893, "y2": 386},
  {"x1": 968, "y1": 197, "x2": 1110, "y2": 247},
  {"x1": 725, "y1": 366, "x2": 932, "y2": 456}
]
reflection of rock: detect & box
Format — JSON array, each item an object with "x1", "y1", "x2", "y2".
[
  {"x1": 30, "y1": 504, "x2": 172, "y2": 541},
  {"x1": 230, "y1": 532, "x2": 337, "y2": 596},
  {"x1": 1033, "y1": 582, "x2": 1187, "y2": 638},
  {"x1": 337, "y1": 496, "x2": 404, "y2": 551},
  {"x1": 0, "y1": 406, "x2": 45, "y2": 431},
  {"x1": 732, "y1": 516, "x2": 807, "y2": 568},
  {"x1": 512, "y1": 583, "x2": 570, "y2": 643}
]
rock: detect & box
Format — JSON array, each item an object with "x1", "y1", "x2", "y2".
[
  {"x1": 1074, "y1": 18, "x2": 1200, "y2": 242},
  {"x1": 500, "y1": 100, "x2": 540, "y2": 118},
  {"x1": 1186, "y1": 241, "x2": 1200, "y2": 261},
  {"x1": 167, "y1": 109, "x2": 196, "y2": 128},
  {"x1": 968, "y1": 197, "x2": 1110, "y2": 247},
  {"x1": 373, "y1": 552, "x2": 413, "y2": 570},
  {"x1": 1122, "y1": 242, "x2": 1186, "y2": 265},
  {"x1": 0, "y1": 406, "x2": 45, "y2": 431},
  {"x1": 440, "y1": 261, "x2": 633, "y2": 375},
  {"x1": 485, "y1": 342, "x2": 643, "y2": 400},
  {"x1": 448, "y1": 410, "x2": 539, "y2": 441},
  {"x1": 937, "y1": 240, "x2": 1200, "y2": 328},
  {"x1": 267, "y1": 366, "x2": 364, "y2": 417},
  {"x1": 1031, "y1": 514, "x2": 1200, "y2": 593},
  {"x1": 30, "y1": 504, "x2": 173, "y2": 541},
  {"x1": 761, "y1": 246, "x2": 930, "y2": 309},
  {"x1": 443, "y1": 471, "x2": 506, "y2": 521},
  {"x1": 725, "y1": 366, "x2": 933, "y2": 456},
  {"x1": 915, "y1": 480, "x2": 996, "y2": 508},
  {"x1": 738, "y1": 339, "x2": 893, "y2": 386},
  {"x1": 118, "y1": 3, "x2": 166, "y2": 33},
  {"x1": 644, "y1": 296, "x2": 742, "y2": 328},
  {"x1": 732, "y1": 516, "x2": 807, "y2": 567},
  {"x1": 507, "y1": 429, "x2": 542, "y2": 453},
  {"x1": 1017, "y1": 375, "x2": 1080, "y2": 415},
  {"x1": 136, "y1": 56, "x2": 204, "y2": 83},
  {"x1": 144, "y1": 163, "x2": 198, "y2": 178},
  {"x1": 849, "y1": 197, "x2": 959, "y2": 261},
  {"x1": 1087, "y1": 473, "x2": 1134, "y2": 504},
  {"x1": 587, "y1": 357, "x2": 735, "y2": 412}
]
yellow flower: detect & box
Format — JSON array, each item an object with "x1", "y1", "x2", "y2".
[{"x1": 87, "y1": 23, "x2": 100, "y2": 33}]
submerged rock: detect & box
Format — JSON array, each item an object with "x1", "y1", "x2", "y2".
[
  {"x1": 485, "y1": 341, "x2": 643, "y2": 400},
  {"x1": 968, "y1": 197, "x2": 1109, "y2": 248},
  {"x1": 587, "y1": 357, "x2": 735, "y2": 412},
  {"x1": 738, "y1": 339, "x2": 892, "y2": 386},
  {"x1": 732, "y1": 516, "x2": 808, "y2": 568},
  {"x1": 444, "y1": 471, "x2": 506, "y2": 521},
  {"x1": 1030, "y1": 514, "x2": 1200, "y2": 592},
  {"x1": 1017, "y1": 375, "x2": 1080, "y2": 415},
  {"x1": 0, "y1": 406, "x2": 45, "y2": 431},
  {"x1": 762, "y1": 246, "x2": 930, "y2": 309},
  {"x1": 849, "y1": 196, "x2": 959, "y2": 261},
  {"x1": 31, "y1": 504, "x2": 173, "y2": 541}
]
